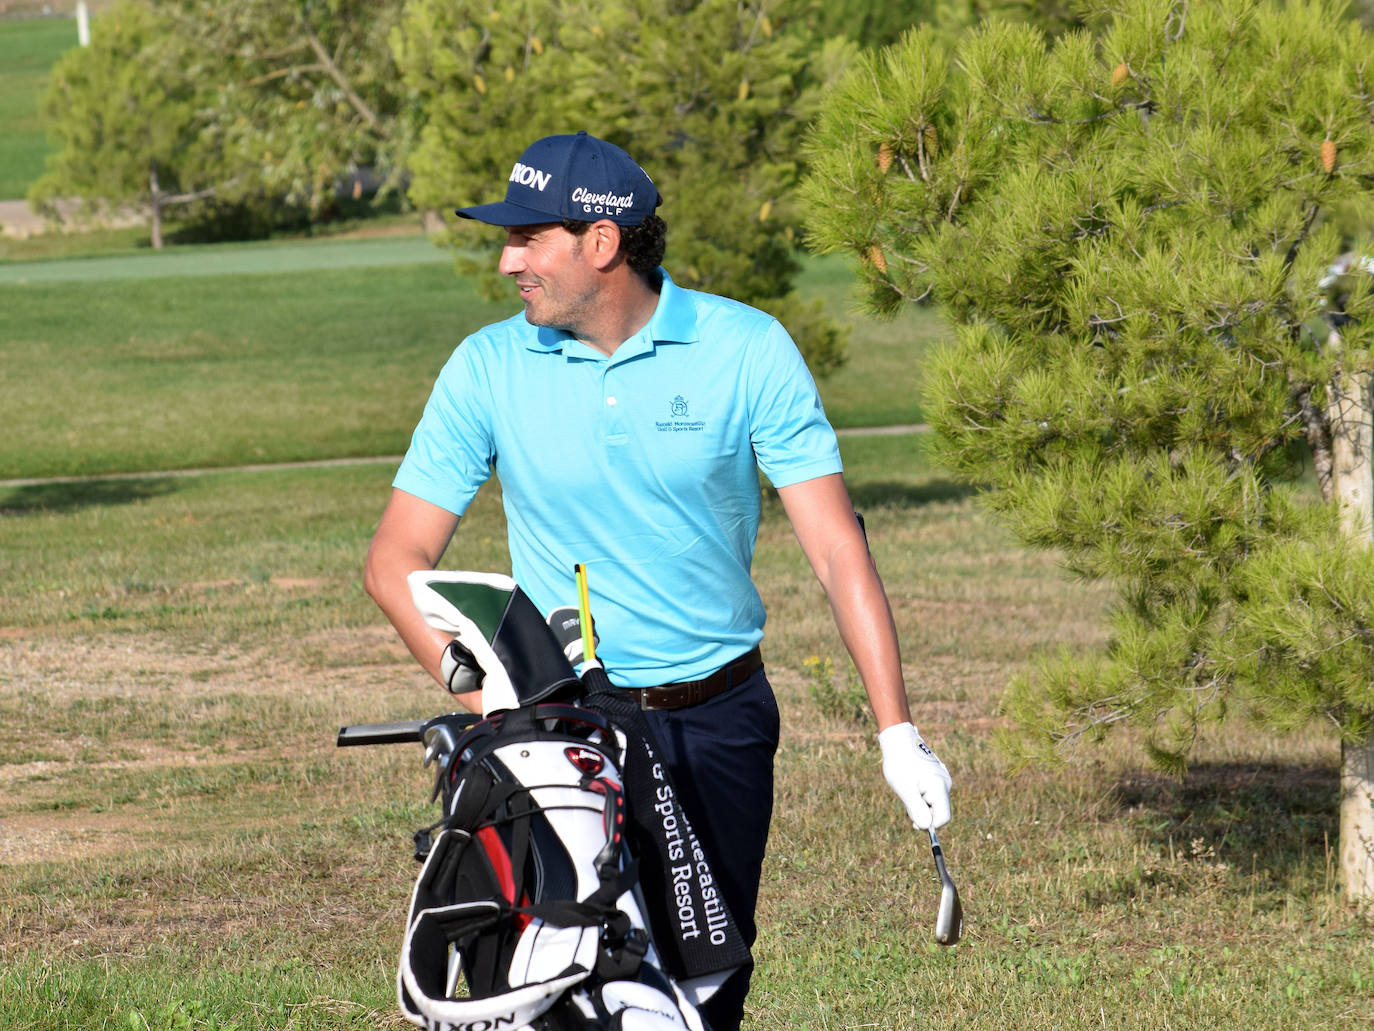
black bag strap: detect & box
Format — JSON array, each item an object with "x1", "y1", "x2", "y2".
[{"x1": 577, "y1": 666, "x2": 751, "y2": 981}]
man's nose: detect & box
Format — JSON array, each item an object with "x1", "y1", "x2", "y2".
[{"x1": 498, "y1": 237, "x2": 523, "y2": 276}]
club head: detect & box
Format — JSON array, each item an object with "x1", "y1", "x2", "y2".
[
  {"x1": 929, "y1": 827, "x2": 963, "y2": 946},
  {"x1": 422, "y1": 723, "x2": 458, "y2": 769},
  {"x1": 934, "y1": 869, "x2": 963, "y2": 945}
]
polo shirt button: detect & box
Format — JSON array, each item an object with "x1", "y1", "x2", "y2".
[{"x1": 606, "y1": 396, "x2": 617, "y2": 406}]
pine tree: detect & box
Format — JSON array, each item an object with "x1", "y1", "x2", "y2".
[
  {"x1": 31, "y1": 0, "x2": 407, "y2": 247},
  {"x1": 802, "y1": 0, "x2": 1374, "y2": 898}
]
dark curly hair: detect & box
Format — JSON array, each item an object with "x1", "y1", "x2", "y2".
[{"x1": 561, "y1": 214, "x2": 667, "y2": 286}]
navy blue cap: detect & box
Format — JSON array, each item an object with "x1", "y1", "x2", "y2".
[{"x1": 457, "y1": 131, "x2": 660, "y2": 227}]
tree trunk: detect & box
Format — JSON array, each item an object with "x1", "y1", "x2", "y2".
[
  {"x1": 149, "y1": 167, "x2": 164, "y2": 250},
  {"x1": 1326, "y1": 345, "x2": 1374, "y2": 902},
  {"x1": 1342, "y1": 734, "x2": 1374, "y2": 901}
]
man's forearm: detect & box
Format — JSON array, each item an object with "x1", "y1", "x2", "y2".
[
  {"x1": 823, "y1": 546, "x2": 914, "y2": 731},
  {"x1": 365, "y1": 554, "x2": 484, "y2": 712}
]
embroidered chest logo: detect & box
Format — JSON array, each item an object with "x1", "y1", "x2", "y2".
[{"x1": 656, "y1": 395, "x2": 706, "y2": 433}]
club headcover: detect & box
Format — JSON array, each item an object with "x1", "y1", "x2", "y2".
[
  {"x1": 546, "y1": 606, "x2": 599, "y2": 667},
  {"x1": 408, "y1": 570, "x2": 581, "y2": 715}
]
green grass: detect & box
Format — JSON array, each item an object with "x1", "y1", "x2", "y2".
[
  {"x1": 797, "y1": 253, "x2": 947, "y2": 429},
  {"x1": 2, "y1": 436, "x2": 1368, "y2": 1030},
  {"x1": 0, "y1": 232, "x2": 450, "y2": 283},
  {"x1": 0, "y1": 258, "x2": 509, "y2": 479},
  {"x1": 0, "y1": 17, "x2": 77, "y2": 198},
  {"x1": 0, "y1": 245, "x2": 939, "y2": 480},
  {"x1": 0, "y1": 221, "x2": 153, "y2": 262},
  {"x1": 0, "y1": 462, "x2": 510, "y2": 638}
]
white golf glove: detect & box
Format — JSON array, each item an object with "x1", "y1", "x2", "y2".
[
  {"x1": 878, "y1": 722, "x2": 952, "y2": 831},
  {"x1": 439, "y1": 639, "x2": 483, "y2": 696}
]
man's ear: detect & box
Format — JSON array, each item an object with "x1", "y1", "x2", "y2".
[{"x1": 586, "y1": 220, "x2": 623, "y2": 270}]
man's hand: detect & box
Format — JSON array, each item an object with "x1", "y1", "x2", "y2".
[
  {"x1": 440, "y1": 639, "x2": 483, "y2": 696},
  {"x1": 878, "y1": 722, "x2": 952, "y2": 830}
]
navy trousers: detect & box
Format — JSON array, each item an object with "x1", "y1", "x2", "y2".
[{"x1": 640, "y1": 668, "x2": 779, "y2": 1031}]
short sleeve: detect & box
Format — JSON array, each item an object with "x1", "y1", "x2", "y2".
[
  {"x1": 392, "y1": 341, "x2": 496, "y2": 516},
  {"x1": 745, "y1": 319, "x2": 843, "y2": 488}
]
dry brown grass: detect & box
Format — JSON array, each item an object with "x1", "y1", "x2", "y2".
[{"x1": 2, "y1": 444, "x2": 1370, "y2": 1029}]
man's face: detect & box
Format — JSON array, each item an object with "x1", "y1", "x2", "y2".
[{"x1": 498, "y1": 223, "x2": 597, "y2": 333}]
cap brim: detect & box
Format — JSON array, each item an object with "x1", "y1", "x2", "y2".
[{"x1": 454, "y1": 201, "x2": 561, "y2": 227}]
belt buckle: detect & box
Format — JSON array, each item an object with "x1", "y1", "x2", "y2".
[{"x1": 637, "y1": 688, "x2": 669, "y2": 712}]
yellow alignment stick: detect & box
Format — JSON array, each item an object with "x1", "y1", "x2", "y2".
[{"x1": 574, "y1": 563, "x2": 597, "y2": 665}]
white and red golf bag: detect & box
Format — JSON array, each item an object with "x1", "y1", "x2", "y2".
[{"x1": 389, "y1": 572, "x2": 747, "y2": 1031}]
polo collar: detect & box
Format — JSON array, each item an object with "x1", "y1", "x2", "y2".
[{"x1": 525, "y1": 269, "x2": 699, "y2": 362}]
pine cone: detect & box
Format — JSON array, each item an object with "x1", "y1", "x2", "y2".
[
  {"x1": 867, "y1": 245, "x2": 888, "y2": 274},
  {"x1": 1111, "y1": 63, "x2": 1130, "y2": 86},
  {"x1": 1321, "y1": 138, "x2": 1337, "y2": 174},
  {"x1": 878, "y1": 143, "x2": 894, "y2": 173}
]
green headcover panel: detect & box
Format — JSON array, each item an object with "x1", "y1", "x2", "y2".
[{"x1": 427, "y1": 580, "x2": 513, "y2": 647}]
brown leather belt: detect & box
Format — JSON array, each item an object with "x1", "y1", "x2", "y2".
[{"x1": 625, "y1": 646, "x2": 764, "y2": 711}]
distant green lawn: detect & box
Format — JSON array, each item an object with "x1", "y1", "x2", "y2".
[
  {"x1": 0, "y1": 233, "x2": 452, "y2": 283},
  {"x1": 1, "y1": 238, "x2": 945, "y2": 479},
  {"x1": 0, "y1": 17, "x2": 78, "y2": 198},
  {"x1": 1, "y1": 255, "x2": 506, "y2": 479},
  {"x1": 795, "y1": 255, "x2": 944, "y2": 429}
]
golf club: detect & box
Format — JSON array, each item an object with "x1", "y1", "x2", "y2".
[{"x1": 929, "y1": 825, "x2": 963, "y2": 945}]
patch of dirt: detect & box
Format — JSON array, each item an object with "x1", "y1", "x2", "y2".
[
  {"x1": 180, "y1": 576, "x2": 333, "y2": 593},
  {"x1": 269, "y1": 576, "x2": 330, "y2": 590},
  {"x1": 0, "y1": 812, "x2": 144, "y2": 866},
  {"x1": 0, "y1": 627, "x2": 432, "y2": 869}
]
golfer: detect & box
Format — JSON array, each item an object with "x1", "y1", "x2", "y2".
[{"x1": 364, "y1": 131, "x2": 952, "y2": 1030}]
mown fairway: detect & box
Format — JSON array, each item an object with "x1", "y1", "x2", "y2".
[
  {"x1": 0, "y1": 241, "x2": 490, "y2": 479},
  {"x1": 1, "y1": 239, "x2": 1368, "y2": 1029},
  {"x1": 0, "y1": 240, "x2": 934, "y2": 480},
  {"x1": 0, "y1": 16, "x2": 77, "y2": 199}
]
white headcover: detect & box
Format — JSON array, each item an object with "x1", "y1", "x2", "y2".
[{"x1": 407, "y1": 570, "x2": 521, "y2": 715}]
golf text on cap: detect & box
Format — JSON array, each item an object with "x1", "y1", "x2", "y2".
[
  {"x1": 510, "y1": 162, "x2": 552, "y2": 192},
  {"x1": 571, "y1": 186, "x2": 635, "y2": 217}
]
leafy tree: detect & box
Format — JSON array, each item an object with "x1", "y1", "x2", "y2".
[
  {"x1": 802, "y1": 0, "x2": 1374, "y2": 897},
  {"x1": 162, "y1": 0, "x2": 408, "y2": 215},
  {"x1": 31, "y1": 0, "x2": 407, "y2": 247},
  {"x1": 805, "y1": 0, "x2": 1089, "y2": 50},
  {"x1": 807, "y1": 0, "x2": 947, "y2": 49},
  {"x1": 29, "y1": 0, "x2": 220, "y2": 247},
  {"x1": 394, "y1": 0, "x2": 851, "y2": 375}
]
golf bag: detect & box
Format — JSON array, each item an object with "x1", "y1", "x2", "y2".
[
  {"x1": 397, "y1": 702, "x2": 708, "y2": 1030},
  {"x1": 386, "y1": 572, "x2": 749, "y2": 1031}
]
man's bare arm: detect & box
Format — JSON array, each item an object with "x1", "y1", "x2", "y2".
[
  {"x1": 776, "y1": 472, "x2": 951, "y2": 829},
  {"x1": 775, "y1": 472, "x2": 912, "y2": 730},
  {"x1": 363, "y1": 488, "x2": 482, "y2": 712}
]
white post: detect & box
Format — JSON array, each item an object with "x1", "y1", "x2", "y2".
[{"x1": 77, "y1": 1, "x2": 90, "y2": 47}]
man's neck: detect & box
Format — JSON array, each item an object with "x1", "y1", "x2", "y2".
[{"x1": 578, "y1": 273, "x2": 663, "y2": 357}]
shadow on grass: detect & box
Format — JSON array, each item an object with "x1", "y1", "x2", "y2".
[
  {"x1": 848, "y1": 479, "x2": 981, "y2": 509},
  {"x1": 0, "y1": 478, "x2": 181, "y2": 515},
  {"x1": 1108, "y1": 761, "x2": 1338, "y2": 884}
]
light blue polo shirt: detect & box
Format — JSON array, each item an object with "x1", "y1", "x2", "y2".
[{"x1": 394, "y1": 271, "x2": 842, "y2": 687}]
